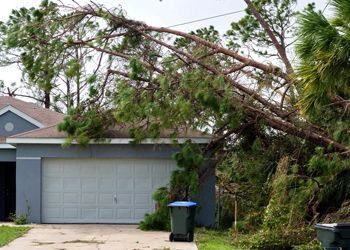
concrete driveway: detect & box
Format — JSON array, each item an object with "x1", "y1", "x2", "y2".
[{"x1": 1, "y1": 224, "x2": 198, "y2": 250}]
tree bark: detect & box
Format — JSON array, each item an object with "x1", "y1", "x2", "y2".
[
  {"x1": 243, "y1": 0, "x2": 294, "y2": 75},
  {"x1": 44, "y1": 91, "x2": 50, "y2": 109}
]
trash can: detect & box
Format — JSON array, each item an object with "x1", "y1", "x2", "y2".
[
  {"x1": 168, "y1": 201, "x2": 197, "y2": 242},
  {"x1": 315, "y1": 223, "x2": 350, "y2": 249}
]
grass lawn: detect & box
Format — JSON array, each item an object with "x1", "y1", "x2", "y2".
[
  {"x1": 195, "y1": 228, "x2": 244, "y2": 250},
  {"x1": 0, "y1": 225, "x2": 31, "y2": 247}
]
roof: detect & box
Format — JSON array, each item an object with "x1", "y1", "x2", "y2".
[
  {"x1": 9, "y1": 124, "x2": 210, "y2": 140},
  {"x1": 0, "y1": 96, "x2": 64, "y2": 127},
  {"x1": 0, "y1": 96, "x2": 211, "y2": 144}
]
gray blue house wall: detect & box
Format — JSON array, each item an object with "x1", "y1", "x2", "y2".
[
  {"x1": 0, "y1": 111, "x2": 38, "y2": 136},
  {"x1": 0, "y1": 149, "x2": 16, "y2": 162},
  {"x1": 15, "y1": 144, "x2": 215, "y2": 226}
]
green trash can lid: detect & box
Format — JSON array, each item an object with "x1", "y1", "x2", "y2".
[
  {"x1": 315, "y1": 223, "x2": 350, "y2": 231},
  {"x1": 168, "y1": 201, "x2": 198, "y2": 207}
]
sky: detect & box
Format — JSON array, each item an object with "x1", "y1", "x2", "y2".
[{"x1": 0, "y1": 0, "x2": 329, "y2": 87}]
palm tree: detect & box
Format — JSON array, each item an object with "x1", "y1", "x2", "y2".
[{"x1": 296, "y1": 0, "x2": 350, "y2": 115}]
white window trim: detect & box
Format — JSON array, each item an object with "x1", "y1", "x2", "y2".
[
  {"x1": 0, "y1": 105, "x2": 44, "y2": 128},
  {"x1": 6, "y1": 137, "x2": 210, "y2": 145}
]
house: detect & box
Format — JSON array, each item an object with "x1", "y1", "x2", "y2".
[{"x1": 0, "y1": 96, "x2": 215, "y2": 226}]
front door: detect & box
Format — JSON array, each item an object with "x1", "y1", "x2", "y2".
[{"x1": 0, "y1": 162, "x2": 16, "y2": 221}]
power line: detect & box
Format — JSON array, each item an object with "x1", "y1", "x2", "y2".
[
  {"x1": 166, "y1": 10, "x2": 245, "y2": 28},
  {"x1": 322, "y1": 0, "x2": 331, "y2": 13}
]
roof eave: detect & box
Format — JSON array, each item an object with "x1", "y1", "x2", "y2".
[
  {"x1": 0, "y1": 105, "x2": 44, "y2": 128},
  {"x1": 0, "y1": 143, "x2": 16, "y2": 149},
  {"x1": 6, "y1": 137, "x2": 211, "y2": 145}
]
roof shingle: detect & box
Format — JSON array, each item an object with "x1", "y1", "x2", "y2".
[
  {"x1": 0, "y1": 96, "x2": 210, "y2": 141},
  {"x1": 10, "y1": 124, "x2": 210, "y2": 139},
  {"x1": 0, "y1": 96, "x2": 64, "y2": 127}
]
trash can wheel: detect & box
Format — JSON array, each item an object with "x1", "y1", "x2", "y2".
[
  {"x1": 186, "y1": 232, "x2": 194, "y2": 242},
  {"x1": 169, "y1": 233, "x2": 174, "y2": 242}
]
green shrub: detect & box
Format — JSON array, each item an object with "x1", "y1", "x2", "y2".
[
  {"x1": 238, "y1": 227, "x2": 315, "y2": 250},
  {"x1": 293, "y1": 239, "x2": 322, "y2": 250},
  {"x1": 9, "y1": 213, "x2": 28, "y2": 225},
  {"x1": 138, "y1": 209, "x2": 170, "y2": 231},
  {"x1": 139, "y1": 187, "x2": 170, "y2": 231},
  {"x1": 9, "y1": 200, "x2": 31, "y2": 225},
  {"x1": 139, "y1": 141, "x2": 204, "y2": 231}
]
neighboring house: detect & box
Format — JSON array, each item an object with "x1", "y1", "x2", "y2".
[{"x1": 0, "y1": 96, "x2": 215, "y2": 226}]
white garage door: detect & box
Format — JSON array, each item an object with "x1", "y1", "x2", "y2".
[{"x1": 42, "y1": 158, "x2": 176, "y2": 223}]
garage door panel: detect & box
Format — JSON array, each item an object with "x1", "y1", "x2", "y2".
[
  {"x1": 98, "y1": 178, "x2": 114, "y2": 190},
  {"x1": 117, "y1": 193, "x2": 132, "y2": 204},
  {"x1": 117, "y1": 165, "x2": 132, "y2": 177},
  {"x1": 134, "y1": 194, "x2": 150, "y2": 205},
  {"x1": 44, "y1": 164, "x2": 62, "y2": 176},
  {"x1": 116, "y1": 208, "x2": 132, "y2": 219},
  {"x1": 98, "y1": 193, "x2": 114, "y2": 205},
  {"x1": 135, "y1": 208, "x2": 149, "y2": 220},
  {"x1": 98, "y1": 193, "x2": 115, "y2": 205},
  {"x1": 81, "y1": 166, "x2": 96, "y2": 177},
  {"x1": 63, "y1": 164, "x2": 80, "y2": 177},
  {"x1": 152, "y1": 165, "x2": 168, "y2": 178},
  {"x1": 135, "y1": 166, "x2": 151, "y2": 178},
  {"x1": 98, "y1": 164, "x2": 114, "y2": 176},
  {"x1": 81, "y1": 178, "x2": 97, "y2": 191},
  {"x1": 135, "y1": 179, "x2": 151, "y2": 190},
  {"x1": 43, "y1": 177, "x2": 62, "y2": 191},
  {"x1": 82, "y1": 193, "x2": 97, "y2": 204},
  {"x1": 63, "y1": 193, "x2": 80, "y2": 203},
  {"x1": 44, "y1": 207, "x2": 61, "y2": 219},
  {"x1": 63, "y1": 178, "x2": 80, "y2": 190},
  {"x1": 42, "y1": 158, "x2": 177, "y2": 223},
  {"x1": 64, "y1": 208, "x2": 79, "y2": 219},
  {"x1": 82, "y1": 208, "x2": 97, "y2": 219},
  {"x1": 99, "y1": 208, "x2": 113, "y2": 219},
  {"x1": 43, "y1": 193, "x2": 61, "y2": 204},
  {"x1": 117, "y1": 179, "x2": 133, "y2": 191}
]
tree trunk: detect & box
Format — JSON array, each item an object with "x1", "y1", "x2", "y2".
[{"x1": 44, "y1": 91, "x2": 50, "y2": 109}]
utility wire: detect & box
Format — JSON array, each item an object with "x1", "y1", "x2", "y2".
[
  {"x1": 167, "y1": 10, "x2": 245, "y2": 28},
  {"x1": 322, "y1": 0, "x2": 331, "y2": 13}
]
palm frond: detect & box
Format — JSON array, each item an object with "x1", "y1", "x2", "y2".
[{"x1": 296, "y1": 2, "x2": 350, "y2": 114}]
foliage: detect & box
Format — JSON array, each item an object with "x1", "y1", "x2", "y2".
[
  {"x1": 238, "y1": 227, "x2": 315, "y2": 250},
  {"x1": 0, "y1": 226, "x2": 30, "y2": 247},
  {"x1": 227, "y1": 0, "x2": 296, "y2": 59},
  {"x1": 139, "y1": 187, "x2": 170, "y2": 231},
  {"x1": 0, "y1": 0, "x2": 112, "y2": 110},
  {"x1": 293, "y1": 241, "x2": 322, "y2": 250},
  {"x1": 9, "y1": 213, "x2": 28, "y2": 225},
  {"x1": 140, "y1": 141, "x2": 204, "y2": 230},
  {"x1": 0, "y1": 1, "x2": 350, "y2": 248},
  {"x1": 322, "y1": 200, "x2": 350, "y2": 223},
  {"x1": 218, "y1": 140, "x2": 350, "y2": 248},
  {"x1": 217, "y1": 132, "x2": 350, "y2": 249},
  {"x1": 195, "y1": 228, "x2": 241, "y2": 250},
  {"x1": 217, "y1": 128, "x2": 315, "y2": 226},
  {"x1": 0, "y1": 1, "x2": 60, "y2": 107},
  {"x1": 9, "y1": 199, "x2": 31, "y2": 225},
  {"x1": 196, "y1": 227, "x2": 319, "y2": 250},
  {"x1": 242, "y1": 157, "x2": 314, "y2": 249},
  {"x1": 296, "y1": 0, "x2": 350, "y2": 115},
  {"x1": 0, "y1": 0, "x2": 346, "y2": 153},
  {"x1": 171, "y1": 141, "x2": 204, "y2": 200},
  {"x1": 57, "y1": 106, "x2": 115, "y2": 146}
]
